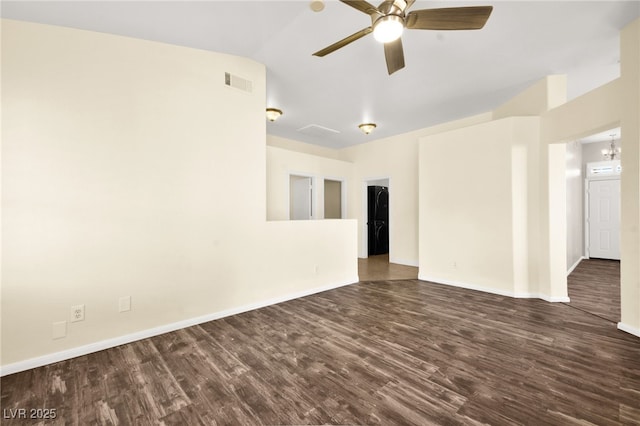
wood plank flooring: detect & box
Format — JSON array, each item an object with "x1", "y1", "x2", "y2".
[
  {"x1": 358, "y1": 254, "x2": 418, "y2": 281},
  {"x1": 2, "y1": 278, "x2": 639, "y2": 425},
  {"x1": 567, "y1": 258, "x2": 620, "y2": 323}
]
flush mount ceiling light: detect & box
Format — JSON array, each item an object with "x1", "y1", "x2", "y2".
[
  {"x1": 266, "y1": 108, "x2": 283, "y2": 122},
  {"x1": 359, "y1": 123, "x2": 377, "y2": 135},
  {"x1": 373, "y1": 15, "x2": 404, "y2": 43}
]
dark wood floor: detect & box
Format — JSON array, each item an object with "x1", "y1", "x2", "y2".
[
  {"x1": 2, "y1": 279, "x2": 639, "y2": 425},
  {"x1": 567, "y1": 258, "x2": 620, "y2": 323}
]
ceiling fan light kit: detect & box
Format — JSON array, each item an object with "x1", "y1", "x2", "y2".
[
  {"x1": 313, "y1": 0, "x2": 493, "y2": 75},
  {"x1": 373, "y1": 15, "x2": 404, "y2": 43}
]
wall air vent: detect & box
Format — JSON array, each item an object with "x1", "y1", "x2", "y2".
[
  {"x1": 297, "y1": 124, "x2": 341, "y2": 138},
  {"x1": 224, "y1": 72, "x2": 253, "y2": 93}
]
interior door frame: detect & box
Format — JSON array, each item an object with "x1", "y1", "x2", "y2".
[
  {"x1": 288, "y1": 172, "x2": 316, "y2": 220},
  {"x1": 361, "y1": 177, "x2": 391, "y2": 259}
]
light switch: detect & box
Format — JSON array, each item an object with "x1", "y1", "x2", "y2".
[
  {"x1": 52, "y1": 321, "x2": 67, "y2": 339},
  {"x1": 119, "y1": 296, "x2": 131, "y2": 312}
]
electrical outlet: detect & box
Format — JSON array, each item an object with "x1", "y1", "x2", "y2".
[
  {"x1": 52, "y1": 321, "x2": 67, "y2": 339},
  {"x1": 71, "y1": 304, "x2": 85, "y2": 322},
  {"x1": 119, "y1": 296, "x2": 131, "y2": 313}
]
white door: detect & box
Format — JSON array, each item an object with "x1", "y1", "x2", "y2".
[
  {"x1": 588, "y1": 179, "x2": 620, "y2": 260},
  {"x1": 290, "y1": 176, "x2": 312, "y2": 220}
]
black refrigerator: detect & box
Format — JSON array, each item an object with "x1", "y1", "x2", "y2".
[{"x1": 367, "y1": 185, "x2": 389, "y2": 255}]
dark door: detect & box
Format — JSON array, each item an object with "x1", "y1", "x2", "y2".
[{"x1": 368, "y1": 186, "x2": 389, "y2": 255}]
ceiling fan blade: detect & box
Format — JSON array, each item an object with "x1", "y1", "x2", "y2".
[
  {"x1": 313, "y1": 27, "x2": 373, "y2": 57},
  {"x1": 340, "y1": 0, "x2": 380, "y2": 16},
  {"x1": 406, "y1": 6, "x2": 493, "y2": 30},
  {"x1": 384, "y1": 38, "x2": 405, "y2": 75}
]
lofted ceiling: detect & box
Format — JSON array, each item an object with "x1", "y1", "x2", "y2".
[{"x1": 2, "y1": 1, "x2": 639, "y2": 149}]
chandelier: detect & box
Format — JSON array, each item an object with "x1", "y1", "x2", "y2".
[{"x1": 602, "y1": 134, "x2": 621, "y2": 160}]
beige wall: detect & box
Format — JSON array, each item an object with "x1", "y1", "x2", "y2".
[
  {"x1": 342, "y1": 131, "x2": 420, "y2": 265},
  {"x1": 269, "y1": 114, "x2": 494, "y2": 266},
  {"x1": 417, "y1": 74, "x2": 573, "y2": 301},
  {"x1": 541, "y1": 79, "x2": 622, "y2": 144},
  {"x1": 266, "y1": 144, "x2": 354, "y2": 221},
  {"x1": 566, "y1": 140, "x2": 584, "y2": 271},
  {"x1": 5, "y1": 13, "x2": 640, "y2": 372},
  {"x1": 545, "y1": 143, "x2": 569, "y2": 299},
  {"x1": 418, "y1": 117, "x2": 541, "y2": 296},
  {"x1": 540, "y1": 19, "x2": 639, "y2": 334},
  {"x1": 247, "y1": 21, "x2": 640, "y2": 335},
  {"x1": 267, "y1": 134, "x2": 346, "y2": 161},
  {"x1": 493, "y1": 75, "x2": 567, "y2": 119},
  {"x1": 341, "y1": 113, "x2": 493, "y2": 265},
  {"x1": 2, "y1": 20, "x2": 358, "y2": 369},
  {"x1": 267, "y1": 21, "x2": 640, "y2": 334},
  {"x1": 416, "y1": 51, "x2": 639, "y2": 317},
  {"x1": 491, "y1": 76, "x2": 570, "y2": 300},
  {"x1": 618, "y1": 19, "x2": 639, "y2": 334}
]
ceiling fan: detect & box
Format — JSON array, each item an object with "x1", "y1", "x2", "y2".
[{"x1": 313, "y1": 0, "x2": 493, "y2": 75}]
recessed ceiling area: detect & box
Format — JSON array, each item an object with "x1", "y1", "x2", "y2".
[{"x1": 2, "y1": 1, "x2": 638, "y2": 148}]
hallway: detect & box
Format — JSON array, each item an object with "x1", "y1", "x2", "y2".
[{"x1": 567, "y1": 259, "x2": 620, "y2": 323}]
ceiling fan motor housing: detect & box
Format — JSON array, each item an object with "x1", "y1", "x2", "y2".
[
  {"x1": 373, "y1": 0, "x2": 407, "y2": 21},
  {"x1": 313, "y1": 0, "x2": 493, "y2": 75}
]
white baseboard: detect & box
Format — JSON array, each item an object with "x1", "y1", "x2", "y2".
[
  {"x1": 0, "y1": 277, "x2": 359, "y2": 377},
  {"x1": 418, "y1": 274, "x2": 569, "y2": 302},
  {"x1": 567, "y1": 256, "x2": 586, "y2": 276},
  {"x1": 617, "y1": 322, "x2": 640, "y2": 338},
  {"x1": 418, "y1": 274, "x2": 519, "y2": 298},
  {"x1": 537, "y1": 294, "x2": 571, "y2": 303},
  {"x1": 389, "y1": 257, "x2": 419, "y2": 268}
]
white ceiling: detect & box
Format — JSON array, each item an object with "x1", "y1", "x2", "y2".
[
  {"x1": 3, "y1": 1, "x2": 638, "y2": 148},
  {"x1": 580, "y1": 127, "x2": 620, "y2": 144}
]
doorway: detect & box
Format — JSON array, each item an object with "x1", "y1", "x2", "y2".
[
  {"x1": 324, "y1": 179, "x2": 343, "y2": 219},
  {"x1": 362, "y1": 178, "x2": 390, "y2": 259},
  {"x1": 567, "y1": 259, "x2": 620, "y2": 322},
  {"x1": 290, "y1": 175, "x2": 313, "y2": 220},
  {"x1": 565, "y1": 128, "x2": 622, "y2": 323},
  {"x1": 586, "y1": 176, "x2": 621, "y2": 260},
  {"x1": 367, "y1": 185, "x2": 389, "y2": 255}
]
